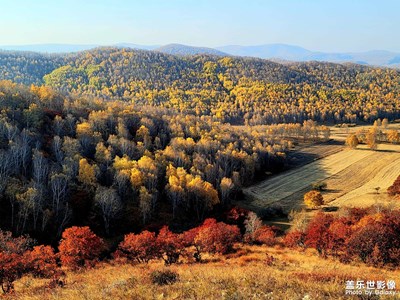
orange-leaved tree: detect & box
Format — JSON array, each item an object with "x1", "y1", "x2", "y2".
[
  {"x1": 194, "y1": 218, "x2": 241, "y2": 256},
  {"x1": 115, "y1": 231, "x2": 159, "y2": 263},
  {"x1": 156, "y1": 226, "x2": 184, "y2": 265},
  {"x1": 304, "y1": 212, "x2": 334, "y2": 257},
  {"x1": 0, "y1": 231, "x2": 34, "y2": 293},
  {"x1": 23, "y1": 245, "x2": 60, "y2": 279},
  {"x1": 59, "y1": 226, "x2": 104, "y2": 270}
]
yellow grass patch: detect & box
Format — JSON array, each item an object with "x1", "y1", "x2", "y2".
[{"x1": 11, "y1": 245, "x2": 400, "y2": 300}]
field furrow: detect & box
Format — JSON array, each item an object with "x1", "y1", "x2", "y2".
[{"x1": 241, "y1": 139, "x2": 400, "y2": 212}]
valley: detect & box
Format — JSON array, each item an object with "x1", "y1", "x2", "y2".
[{"x1": 2, "y1": 1, "x2": 400, "y2": 299}]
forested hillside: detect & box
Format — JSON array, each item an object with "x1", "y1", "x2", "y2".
[
  {"x1": 0, "y1": 51, "x2": 64, "y2": 85},
  {"x1": 0, "y1": 80, "x2": 333, "y2": 242},
  {"x1": 1, "y1": 48, "x2": 400, "y2": 125}
]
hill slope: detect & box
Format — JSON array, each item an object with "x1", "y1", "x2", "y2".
[
  {"x1": 1, "y1": 47, "x2": 400, "y2": 125},
  {"x1": 13, "y1": 245, "x2": 400, "y2": 299}
]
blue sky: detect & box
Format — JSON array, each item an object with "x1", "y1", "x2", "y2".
[{"x1": 0, "y1": 0, "x2": 399, "y2": 52}]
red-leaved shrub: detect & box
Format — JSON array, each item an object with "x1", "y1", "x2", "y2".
[
  {"x1": 59, "y1": 226, "x2": 104, "y2": 270},
  {"x1": 388, "y1": 175, "x2": 400, "y2": 197},
  {"x1": 304, "y1": 212, "x2": 335, "y2": 257},
  {"x1": 0, "y1": 231, "x2": 62, "y2": 293},
  {"x1": 156, "y1": 226, "x2": 184, "y2": 265},
  {"x1": 24, "y1": 245, "x2": 59, "y2": 278},
  {"x1": 194, "y1": 218, "x2": 241, "y2": 255},
  {"x1": 116, "y1": 230, "x2": 158, "y2": 263},
  {"x1": 253, "y1": 226, "x2": 276, "y2": 246},
  {"x1": 282, "y1": 230, "x2": 306, "y2": 248},
  {"x1": 181, "y1": 227, "x2": 202, "y2": 262}
]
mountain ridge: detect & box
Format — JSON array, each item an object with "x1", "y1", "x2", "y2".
[
  {"x1": 216, "y1": 44, "x2": 400, "y2": 67},
  {"x1": 155, "y1": 43, "x2": 227, "y2": 56},
  {"x1": 1, "y1": 43, "x2": 400, "y2": 68}
]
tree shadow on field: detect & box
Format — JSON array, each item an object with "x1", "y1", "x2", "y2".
[
  {"x1": 322, "y1": 206, "x2": 339, "y2": 212},
  {"x1": 237, "y1": 142, "x2": 335, "y2": 226},
  {"x1": 323, "y1": 188, "x2": 341, "y2": 193},
  {"x1": 356, "y1": 147, "x2": 400, "y2": 153}
]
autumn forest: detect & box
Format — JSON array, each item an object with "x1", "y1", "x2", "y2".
[{"x1": 0, "y1": 47, "x2": 400, "y2": 297}]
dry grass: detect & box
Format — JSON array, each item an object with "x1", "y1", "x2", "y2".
[{"x1": 10, "y1": 244, "x2": 400, "y2": 300}]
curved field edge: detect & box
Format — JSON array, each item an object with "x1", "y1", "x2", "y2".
[{"x1": 240, "y1": 131, "x2": 400, "y2": 213}]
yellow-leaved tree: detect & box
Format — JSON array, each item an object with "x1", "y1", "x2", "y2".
[
  {"x1": 304, "y1": 190, "x2": 324, "y2": 209},
  {"x1": 77, "y1": 158, "x2": 97, "y2": 187}
]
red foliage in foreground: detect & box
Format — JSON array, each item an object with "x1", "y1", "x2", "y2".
[
  {"x1": 0, "y1": 232, "x2": 61, "y2": 294},
  {"x1": 388, "y1": 175, "x2": 400, "y2": 197},
  {"x1": 24, "y1": 245, "x2": 59, "y2": 279},
  {"x1": 3, "y1": 207, "x2": 400, "y2": 294},
  {"x1": 305, "y1": 213, "x2": 335, "y2": 257},
  {"x1": 115, "y1": 218, "x2": 241, "y2": 264},
  {"x1": 59, "y1": 226, "x2": 104, "y2": 270},
  {"x1": 282, "y1": 230, "x2": 306, "y2": 248},
  {"x1": 252, "y1": 226, "x2": 276, "y2": 246},
  {"x1": 116, "y1": 231, "x2": 159, "y2": 263},
  {"x1": 156, "y1": 226, "x2": 184, "y2": 265},
  {"x1": 194, "y1": 218, "x2": 241, "y2": 255},
  {"x1": 0, "y1": 252, "x2": 25, "y2": 293},
  {"x1": 287, "y1": 208, "x2": 400, "y2": 267}
]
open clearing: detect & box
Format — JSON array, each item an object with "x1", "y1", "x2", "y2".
[{"x1": 239, "y1": 124, "x2": 400, "y2": 213}]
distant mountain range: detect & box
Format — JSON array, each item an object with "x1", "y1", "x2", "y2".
[
  {"x1": 216, "y1": 44, "x2": 400, "y2": 67},
  {"x1": 0, "y1": 43, "x2": 160, "y2": 53},
  {"x1": 1, "y1": 43, "x2": 399, "y2": 67},
  {"x1": 156, "y1": 44, "x2": 227, "y2": 56}
]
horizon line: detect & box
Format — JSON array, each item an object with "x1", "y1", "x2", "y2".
[{"x1": 0, "y1": 42, "x2": 398, "y2": 54}]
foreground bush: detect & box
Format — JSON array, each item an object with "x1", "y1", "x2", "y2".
[
  {"x1": 194, "y1": 218, "x2": 241, "y2": 255},
  {"x1": 117, "y1": 219, "x2": 241, "y2": 264},
  {"x1": 24, "y1": 245, "x2": 59, "y2": 278},
  {"x1": 286, "y1": 208, "x2": 400, "y2": 267},
  {"x1": 347, "y1": 212, "x2": 400, "y2": 266},
  {"x1": 156, "y1": 226, "x2": 184, "y2": 265},
  {"x1": 304, "y1": 213, "x2": 334, "y2": 257},
  {"x1": 388, "y1": 175, "x2": 400, "y2": 197},
  {"x1": 253, "y1": 226, "x2": 277, "y2": 246},
  {"x1": 282, "y1": 230, "x2": 306, "y2": 248},
  {"x1": 115, "y1": 231, "x2": 158, "y2": 263},
  {"x1": 59, "y1": 226, "x2": 104, "y2": 270},
  {"x1": 0, "y1": 231, "x2": 61, "y2": 293},
  {"x1": 150, "y1": 270, "x2": 179, "y2": 285}
]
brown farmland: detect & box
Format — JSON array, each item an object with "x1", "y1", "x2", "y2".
[{"x1": 240, "y1": 125, "x2": 400, "y2": 213}]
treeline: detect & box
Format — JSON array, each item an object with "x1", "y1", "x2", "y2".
[
  {"x1": 0, "y1": 81, "x2": 330, "y2": 241},
  {"x1": 345, "y1": 118, "x2": 400, "y2": 150},
  {"x1": 1, "y1": 48, "x2": 400, "y2": 125}
]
